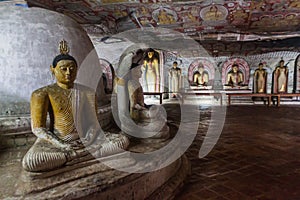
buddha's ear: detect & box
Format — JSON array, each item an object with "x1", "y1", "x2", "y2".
[{"x1": 50, "y1": 65, "x2": 55, "y2": 73}]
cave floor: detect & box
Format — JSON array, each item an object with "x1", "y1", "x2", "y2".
[{"x1": 172, "y1": 105, "x2": 300, "y2": 200}]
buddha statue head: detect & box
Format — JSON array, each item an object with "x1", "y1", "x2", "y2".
[
  {"x1": 50, "y1": 40, "x2": 78, "y2": 89},
  {"x1": 279, "y1": 59, "x2": 285, "y2": 67},
  {"x1": 258, "y1": 63, "x2": 263, "y2": 70},
  {"x1": 198, "y1": 63, "x2": 204, "y2": 73},
  {"x1": 173, "y1": 61, "x2": 178, "y2": 68},
  {"x1": 231, "y1": 63, "x2": 240, "y2": 73}
]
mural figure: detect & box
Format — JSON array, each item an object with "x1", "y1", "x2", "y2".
[
  {"x1": 226, "y1": 63, "x2": 244, "y2": 87},
  {"x1": 272, "y1": 59, "x2": 288, "y2": 93},
  {"x1": 193, "y1": 63, "x2": 209, "y2": 86},
  {"x1": 168, "y1": 61, "x2": 182, "y2": 98},
  {"x1": 253, "y1": 63, "x2": 267, "y2": 93},
  {"x1": 157, "y1": 9, "x2": 175, "y2": 24},
  {"x1": 22, "y1": 40, "x2": 129, "y2": 172},
  {"x1": 205, "y1": 5, "x2": 223, "y2": 21},
  {"x1": 142, "y1": 48, "x2": 160, "y2": 92}
]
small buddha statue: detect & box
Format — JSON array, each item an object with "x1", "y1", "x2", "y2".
[
  {"x1": 22, "y1": 40, "x2": 129, "y2": 172},
  {"x1": 253, "y1": 63, "x2": 267, "y2": 93},
  {"x1": 169, "y1": 61, "x2": 182, "y2": 98},
  {"x1": 193, "y1": 63, "x2": 209, "y2": 86},
  {"x1": 226, "y1": 63, "x2": 244, "y2": 87},
  {"x1": 273, "y1": 59, "x2": 288, "y2": 93}
]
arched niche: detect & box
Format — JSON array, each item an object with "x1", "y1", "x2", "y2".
[
  {"x1": 188, "y1": 59, "x2": 215, "y2": 88},
  {"x1": 222, "y1": 57, "x2": 250, "y2": 88}
]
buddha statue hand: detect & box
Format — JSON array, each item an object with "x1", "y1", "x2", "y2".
[
  {"x1": 32, "y1": 127, "x2": 73, "y2": 151},
  {"x1": 134, "y1": 104, "x2": 147, "y2": 110}
]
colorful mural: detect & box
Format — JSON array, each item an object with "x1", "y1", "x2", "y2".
[{"x1": 25, "y1": 0, "x2": 300, "y2": 37}]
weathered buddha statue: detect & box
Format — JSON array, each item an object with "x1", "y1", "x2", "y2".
[
  {"x1": 193, "y1": 63, "x2": 209, "y2": 86},
  {"x1": 272, "y1": 59, "x2": 288, "y2": 93},
  {"x1": 226, "y1": 63, "x2": 244, "y2": 87},
  {"x1": 253, "y1": 63, "x2": 267, "y2": 93},
  {"x1": 142, "y1": 48, "x2": 160, "y2": 92},
  {"x1": 22, "y1": 40, "x2": 129, "y2": 172},
  {"x1": 115, "y1": 47, "x2": 169, "y2": 142},
  {"x1": 169, "y1": 61, "x2": 182, "y2": 98}
]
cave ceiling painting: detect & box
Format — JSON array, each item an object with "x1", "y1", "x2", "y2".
[{"x1": 25, "y1": 0, "x2": 300, "y2": 37}]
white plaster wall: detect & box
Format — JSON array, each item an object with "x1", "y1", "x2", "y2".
[{"x1": 0, "y1": 5, "x2": 104, "y2": 114}]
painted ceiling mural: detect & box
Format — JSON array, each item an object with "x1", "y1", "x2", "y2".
[{"x1": 24, "y1": 0, "x2": 300, "y2": 38}]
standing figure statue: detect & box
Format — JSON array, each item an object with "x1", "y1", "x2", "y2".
[
  {"x1": 272, "y1": 59, "x2": 288, "y2": 93},
  {"x1": 142, "y1": 48, "x2": 160, "y2": 92},
  {"x1": 22, "y1": 40, "x2": 129, "y2": 172},
  {"x1": 193, "y1": 63, "x2": 209, "y2": 86},
  {"x1": 253, "y1": 63, "x2": 267, "y2": 93},
  {"x1": 169, "y1": 61, "x2": 182, "y2": 98},
  {"x1": 116, "y1": 47, "x2": 169, "y2": 142},
  {"x1": 226, "y1": 63, "x2": 244, "y2": 87}
]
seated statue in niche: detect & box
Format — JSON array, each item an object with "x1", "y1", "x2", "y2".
[
  {"x1": 142, "y1": 48, "x2": 160, "y2": 93},
  {"x1": 169, "y1": 61, "x2": 181, "y2": 98},
  {"x1": 193, "y1": 63, "x2": 209, "y2": 86},
  {"x1": 125, "y1": 49, "x2": 169, "y2": 141},
  {"x1": 226, "y1": 63, "x2": 244, "y2": 87},
  {"x1": 253, "y1": 63, "x2": 267, "y2": 93},
  {"x1": 22, "y1": 40, "x2": 129, "y2": 172},
  {"x1": 272, "y1": 59, "x2": 288, "y2": 93}
]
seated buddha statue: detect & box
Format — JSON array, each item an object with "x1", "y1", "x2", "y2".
[
  {"x1": 22, "y1": 40, "x2": 129, "y2": 172},
  {"x1": 115, "y1": 47, "x2": 169, "y2": 142},
  {"x1": 226, "y1": 63, "x2": 244, "y2": 87},
  {"x1": 193, "y1": 63, "x2": 209, "y2": 86}
]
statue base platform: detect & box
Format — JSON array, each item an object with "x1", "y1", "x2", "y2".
[
  {"x1": 189, "y1": 85, "x2": 213, "y2": 90},
  {"x1": 3, "y1": 141, "x2": 190, "y2": 200},
  {"x1": 223, "y1": 85, "x2": 249, "y2": 90}
]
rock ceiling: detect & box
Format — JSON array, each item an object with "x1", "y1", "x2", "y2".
[
  {"x1": 8, "y1": 0, "x2": 300, "y2": 55},
  {"x1": 25, "y1": 0, "x2": 300, "y2": 36}
]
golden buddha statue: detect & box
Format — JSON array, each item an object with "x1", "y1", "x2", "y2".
[
  {"x1": 193, "y1": 63, "x2": 209, "y2": 86},
  {"x1": 22, "y1": 40, "x2": 129, "y2": 172},
  {"x1": 253, "y1": 63, "x2": 267, "y2": 93},
  {"x1": 226, "y1": 63, "x2": 244, "y2": 87},
  {"x1": 273, "y1": 59, "x2": 288, "y2": 93}
]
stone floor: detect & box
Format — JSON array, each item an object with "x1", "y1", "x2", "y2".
[
  {"x1": 1, "y1": 104, "x2": 300, "y2": 200},
  {"x1": 173, "y1": 105, "x2": 300, "y2": 200}
]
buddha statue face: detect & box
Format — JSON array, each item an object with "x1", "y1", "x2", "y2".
[
  {"x1": 198, "y1": 66, "x2": 204, "y2": 73},
  {"x1": 232, "y1": 65, "x2": 239, "y2": 73},
  {"x1": 279, "y1": 60, "x2": 284, "y2": 67},
  {"x1": 173, "y1": 62, "x2": 178, "y2": 68},
  {"x1": 147, "y1": 51, "x2": 154, "y2": 59},
  {"x1": 258, "y1": 63, "x2": 263, "y2": 70},
  {"x1": 51, "y1": 59, "x2": 77, "y2": 87}
]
